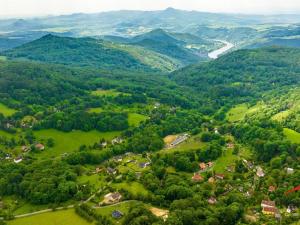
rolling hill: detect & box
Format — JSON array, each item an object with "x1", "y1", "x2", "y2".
[{"x1": 3, "y1": 34, "x2": 180, "y2": 72}]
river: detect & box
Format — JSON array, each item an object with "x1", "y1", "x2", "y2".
[{"x1": 208, "y1": 40, "x2": 234, "y2": 59}]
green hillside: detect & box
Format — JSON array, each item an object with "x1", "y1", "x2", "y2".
[{"x1": 3, "y1": 34, "x2": 179, "y2": 72}]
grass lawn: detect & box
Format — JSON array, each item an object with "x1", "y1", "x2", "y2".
[
  {"x1": 271, "y1": 110, "x2": 290, "y2": 121},
  {"x1": 213, "y1": 149, "x2": 239, "y2": 173},
  {"x1": 96, "y1": 201, "x2": 137, "y2": 224},
  {"x1": 111, "y1": 182, "x2": 149, "y2": 196},
  {"x1": 128, "y1": 113, "x2": 148, "y2": 127},
  {"x1": 8, "y1": 209, "x2": 90, "y2": 225},
  {"x1": 226, "y1": 104, "x2": 248, "y2": 122},
  {"x1": 0, "y1": 103, "x2": 17, "y2": 117},
  {"x1": 34, "y1": 129, "x2": 121, "y2": 158},
  {"x1": 284, "y1": 128, "x2": 300, "y2": 144}
]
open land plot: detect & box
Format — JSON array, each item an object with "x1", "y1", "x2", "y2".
[
  {"x1": 284, "y1": 128, "x2": 300, "y2": 144},
  {"x1": 34, "y1": 129, "x2": 121, "y2": 158},
  {"x1": 0, "y1": 103, "x2": 17, "y2": 117},
  {"x1": 8, "y1": 209, "x2": 90, "y2": 225}
]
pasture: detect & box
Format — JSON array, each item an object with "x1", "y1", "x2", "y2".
[
  {"x1": 34, "y1": 129, "x2": 121, "y2": 158},
  {"x1": 8, "y1": 209, "x2": 90, "y2": 225},
  {"x1": 284, "y1": 128, "x2": 300, "y2": 143},
  {"x1": 0, "y1": 103, "x2": 17, "y2": 117}
]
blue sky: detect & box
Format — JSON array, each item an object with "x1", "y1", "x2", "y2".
[{"x1": 0, "y1": 0, "x2": 299, "y2": 17}]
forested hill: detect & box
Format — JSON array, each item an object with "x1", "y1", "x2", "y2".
[
  {"x1": 3, "y1": 34, "x2": 179, "y2": 72},
  {"x1": 170, "y1": 47, "x2": 300, "y2": 111}
]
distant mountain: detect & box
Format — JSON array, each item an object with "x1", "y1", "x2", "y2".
[
  {"x1": 102, "y1": 29, "x2": 211, "y2": 66},
  {"x1": 3, "y1": 34, "x2": 180, "y2": 72}
]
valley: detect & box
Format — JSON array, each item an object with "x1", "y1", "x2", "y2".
[{"x1": 0, "y1": 6, "x2": 299, "y2": 225}]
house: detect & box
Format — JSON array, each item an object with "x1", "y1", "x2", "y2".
[
  {"x1": 215, "y1": 174, "x2": 225, "y2": 180},
  {"x1": 192, "y1": 173, "x2": 203, "y2": 182},
  {"x1": 103, "y1": 192, "x2": 122, "y2": 204},
  {"x1": 208, "y1": 177, "x2": 215, "y2": 183},
  {"x1": 214, "y1": 128, "x2": 219, "y2": 134},
  {"x1": 169, "y1": 134, "x2": 189, "y2": 147},
  {"x1": 199, "y1": 163, "x2": 207, "y2": 170},
  {"x1": 226, "y1": 165, "x2": 234, "y2": 172},
  {"x1": 226, "y1": 143, "x2": 235, "y2": 149},
  {"x1": 14, "y1": 156, "x2": 23, "y2": 164},
  {"x1": 112, "y1": 137, "x2": 123, "y2": 145},
  {"x1": 286, "y1": 167, "x2": 294, "y2": 174},
  {"x1": 101, "y1": 142, "x2": 107, "y2": 148},
  {"x1": 262, "y1": 207, "x2": 277, "y2": 215},
  {"x1": 243, "y1": 159, "x2": 254, "y2": 169},
  {"x1": 35, "y1": 143, "x2": 45, "y2": 150},
  {"x1": 207, "y1": 162, "x2": 213, "y2": 168},
  {"x1": 21, "y1": 146, "x2": 30, "y2": 152},
  {"x1": 268, "y1": 186, "x2": 276, "y2": 192},
  {"x1": 208, "y1": 197, "x2": 217, "y2": 205},
  {"x1": 112, "y1": 210, "x2": 123, "y2": 219},
  {"x1": 256, "y1": 166, "x2": 265, "y2": 177},
  {"x1": 95, "y1": 167, "x2": 103, "y2": 173},
  {"x1": 114, "y1": 156, "x2": 123, "y2": 162},
  {"x1": 287, "y1": 205, "x2": 297, "y2": 213},
  {"x1": 261, "y1": 200, "x2": 275, "y2": 208},
  {"x1": 107, "y1": 167, "x2": 117, "y2": 175},
  {"x1": 139, "y1": 162, "x2": 151, "y2": 168}
]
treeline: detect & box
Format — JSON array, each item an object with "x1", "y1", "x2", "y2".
[{"x1": 36, "y1": 111, "x2": 129, "y2": 132}]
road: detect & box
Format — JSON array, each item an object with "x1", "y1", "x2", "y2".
[{"x1": 208, "y1": 40, "x2": 234, "y2": 59}]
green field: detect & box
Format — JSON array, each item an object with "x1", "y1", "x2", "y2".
[
  {"x1": 91, "y1": 89, "x2": 128, "y2": 97},
  {"x1": 213, "y1": 149, "x2": 239, "y2": 173},
  {"x1": 34, "y1": 129, "x2": 121, "y2": 158},
  {"x1": 8, "y1": 209, "x2": 90, "y2": 225},
  {"x1": 271, "y1": 110, "x2": 290, "y2": 121},
  {"x1": 0, "y1": 103, "x2": 17, "y2": 117},
  {"x1": 226, "y1": 104, "x2": 248, "y2": 122},
  {"x1": 284, "y1": 128, "x2": 300, "y2": 143},
  {"x1": 112, "y1": 182, "x2": 149, "y2": 196},
  {"x1": 87, "y1": 107, "x2": 104, "y2": 113},
  {"x1": 128, "y1": 113, "x2": 148, "y2": 126}
]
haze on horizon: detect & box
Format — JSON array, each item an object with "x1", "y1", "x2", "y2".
[{"x1": 0, "y1": 0, "x2": 300, "y2": 18}]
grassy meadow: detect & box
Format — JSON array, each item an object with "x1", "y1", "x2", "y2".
[
  {"x1": 284, "y1": 128, "x2": 300, "y2": 144},
  {"x1": 34, "y1": 129, "x2": 121, "y2": 158},
  {"x1": 8, "y1": 209, "x2": 90, "y2": 225},
  {"x1": 0, "y1": 103, "x2": 17, "y2": 117}
]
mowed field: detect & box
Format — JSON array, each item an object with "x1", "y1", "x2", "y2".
[
  {"x1": 0, "y1": 103, "x2": 17, "y2": 117},
  {"x1": 284, "y1": 128, "x2": 300, "y2": 144},
  {"x1": 128, "y1": 113, "x2": 148, "y2": 126},
  {"x1": 34, "y1": 129, "x2": 121, "y2": 158},
  {"x1": 8, "y1": 209, "x2": 90, "y2": 225}
]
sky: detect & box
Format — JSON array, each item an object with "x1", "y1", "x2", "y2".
[{"x1": 0, "y1": 0, "x2": 300, "y2": 18}]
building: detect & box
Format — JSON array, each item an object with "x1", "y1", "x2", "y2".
[
  {"x1": 21, "y1": 146, "x2": 30, "y2": 152},
  {"x1": 208, "y1": 197, "x2": 217, "y2": 205},
  {"x1": 287, "y1": 205, "x2": 297, "y2": 214},
  {"x1": 103, "y1": 192, "x2": 122, "y2": 204},
  {"x1": 226, "y1": 143, "x2": 235, "y2": 149},
  {"x1": 256, "y1": 166, "x2": 265, "y2": 177},
  {"x1": 169, "y1": 134, "x2": 189, "y2": 147},
  {"x1": 112, "y1": 210, "x2": 123, "y2": 219},
  {"x1": 199, "y1": 163, "x2": 207, "y2": 170},
  {"x1": 207, "y1": 162, "x2": 213, "y2": 168},
  {"x1": 262, "y1": 207, "x2": 277, "y2": 215},
  {"x1": 95, "y1": 167, "x2": 102, "y2": 173},
  {"x1": 107, "y1": 167, "x2": 117, "y2": 175},
  {"x1": 192, "y1": 173, "x2": 203, "y2": 182},
  {"x1": 112, "y1": 137, "x2": 123, "y2": 145},
  {"x1": 286, "y1": 167, "x2": 294, "y2": 174},
  {"x1": 215, "y1": 174, "x2": 225, "y2": 180},
  {"x1": 139, "y1": 162, "x2": 151, "y2": 168},
  {"x1": 268, "y1": 186, "x2": 276, "y2": 192},
  {"x1": 261, "y1": 200, "x2": 275, "y2": 208},
  {"x1": 208, "y1": 177, "x2": 215, "y2": 183},
  {"x1": 14, "y1": 156, "x2": 23, "y2": 164},
  {"x1": 35, "y1": 143, "x2": 45, "y2": 150}
]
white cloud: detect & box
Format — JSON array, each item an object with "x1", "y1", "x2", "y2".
[{"x1": 0, "y1": 0, "x2": 300, "y2": 17}]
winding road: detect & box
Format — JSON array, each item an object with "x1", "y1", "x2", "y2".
[{"x1": 208, "y1": 40, "x2": 234, "y2": 59}]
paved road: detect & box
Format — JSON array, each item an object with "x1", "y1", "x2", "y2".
[{"x1": 208, "y1": 40, "x2": 234, "y2": 59}]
